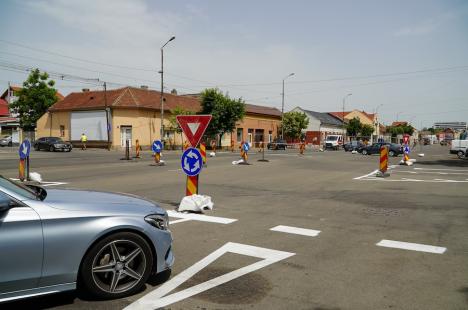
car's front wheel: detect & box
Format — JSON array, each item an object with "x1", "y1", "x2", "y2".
[
  {"x1": 458, "y1": 151, "x2": 465, "y2": 159},
  {"x1": 362, "y1": 149, "x2": 368, "y2": 155},
  {"x1": 49, "y1": 145, "x2": 55, "y2": 152},
  {"x1": 389, "y1": 150, "x2": 395, "y2": 157},
  {"x1": 80, "y1": 232, "x2": 153, "y2": 299}
]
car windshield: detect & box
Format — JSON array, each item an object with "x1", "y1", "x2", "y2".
[
  {"x1": 0, "y1": 176, "x2": 38, "y2": 200},
  {"x1": 326, "y1": 136, "x2": 338, "y2": 141}
]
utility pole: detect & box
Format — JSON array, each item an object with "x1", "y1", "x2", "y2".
[
  {"x1": 342, "y1": 93, "x2": 352, "y2": 143},
  {"x1": 281, "y1": 73, "x2": 295, "y2": 139},
  {"x1": 160, "y1": 36, "x2": 176, "y2": 143},
  {"x1": 104, "y1": 82, "x2": 110, "y2": 150}
]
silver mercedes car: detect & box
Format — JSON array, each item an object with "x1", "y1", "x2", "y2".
[{"x1": 0, "y1": 176, "x2": 173, "y2": 303}]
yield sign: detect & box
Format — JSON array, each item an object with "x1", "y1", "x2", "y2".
[{"x1": 176, "y1": 115, "x2": 212, "y2": 147}]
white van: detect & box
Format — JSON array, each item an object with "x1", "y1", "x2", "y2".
[{"x1": 325, "y1": 135, "x2": 343, "y2": 150}]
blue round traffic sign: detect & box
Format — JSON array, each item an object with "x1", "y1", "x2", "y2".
[
  {"x1": 404, "y1": 145, "x2": 410, "y2": 154},
  {"x1": 181, "y1": 147, "x2": 203, "y2": 176},
  {"x1": 152, "y1": 140, "x2": 163, "y2": 153},
  {"x1": 243, "y1": 142, "x2": 250, "y2": 152},
  {"x1": 19, "y1": 139, "x2": 31, "y2": 159}
]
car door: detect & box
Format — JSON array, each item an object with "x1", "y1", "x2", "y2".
[
  {"x1": 0, "y1": 192, "x2": 43, "y2": 294},
  {"x1": 37, "y1": 138, "x2": 45, "y2": 150}
]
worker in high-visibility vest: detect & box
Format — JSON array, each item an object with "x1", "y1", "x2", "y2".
[{"x1": 80, "y1": 133, "x2": 87, "y2": 150}]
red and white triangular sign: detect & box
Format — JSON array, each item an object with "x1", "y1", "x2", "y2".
[{"x1": 176, "y1": 115, "x2": 212, "y2": 147}]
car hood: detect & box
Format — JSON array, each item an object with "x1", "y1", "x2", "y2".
[{"x1": 43, "y1": 189, "x2": 165, "y2": 215}]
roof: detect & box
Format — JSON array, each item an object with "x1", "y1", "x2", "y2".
[
  {"x1": 329, "y1": 110, "x2": 375, "y2": 122},
  {"x1": 1, "y1": 85, "x2": 64, "y2": 101},
  {"x1": 298, "y1": 108, "x2": 343, "y2": 126},
  {"x1": 0, "y1": 98, "x2": 8, "y2": 116},
  {"x1": 50, "y1": 87, "x2": 282, "y2": 118},
  {"x1": 245, "y1": 104, "x2": 281, "y2": 118},
  {"x1": 49, "y1": 87, "x2": 200, "y2": 113},
  {"x1": 391, "y1": 121, "x2": 408, "y2": 126}
]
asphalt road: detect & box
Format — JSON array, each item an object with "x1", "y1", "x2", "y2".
[{"x1": 1, "y1": 145, "x2": 467, "y2": 310}]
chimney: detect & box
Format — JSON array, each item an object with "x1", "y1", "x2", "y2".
[
  {"x1": 82, "y1": 88, "x2": 90, "y2": 92},
  {"x1": 140, "y1": 85, "x2": 148, "y2": 90}
]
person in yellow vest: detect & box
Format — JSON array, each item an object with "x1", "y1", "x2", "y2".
[{"x1": 80, "y1": 133, "x2": 87, "y2": 150}]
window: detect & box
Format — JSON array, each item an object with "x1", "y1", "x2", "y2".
[
  {"x1": 60, "y1": 125, "x2": 65, "y2": 137},
  {"x1": 247, "y1": 129, "x2": 254, "y2": 144},
  {"x1": 237, "y1": 128, "x2": 243, "y2": 142},
  {"x1": 0, "y1": 176, "x2": 37, "y2": 200}
]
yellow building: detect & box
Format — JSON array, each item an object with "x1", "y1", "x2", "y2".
[{"x1": 36, "y1": 86, "x2": 282, "y2": 149}]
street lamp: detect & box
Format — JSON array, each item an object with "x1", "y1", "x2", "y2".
[
  {"x1": 281, "y1": 72, "x2": 295, "y2": 139},
  {"x1": 159, "y1": 35, "x2": 176, "y2": 142},
  {"x1": 372, "y1": 104, "x2": 383, "y2": 143},
  {"x1": 342, "y1": 93, "x2": 352, "y2": 142}
]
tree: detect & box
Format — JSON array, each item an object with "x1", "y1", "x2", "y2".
[
  {"x1": 168, "y1": 106, "x2": 194, "y2": 149},
  {"x1": 11, "y1": 69, "x2": 58, "y2": 130},
  {"x1": 199, "y1": 88, "x2": 245, "y2": 144},
  {"x1": 281, "y1": 111, "x2": 309, "y2": 140},
  {"x1": 346, "y1": 117, "x2": 361, "y2": 137},
  {"x1": 360, "y1": 124, "x2": 375, "y2": 137},
  {"x1": 387, "y1": 124, "x2": 414, "y2": 137}
]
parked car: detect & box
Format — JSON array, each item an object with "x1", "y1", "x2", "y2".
[
  {"x1": 359, "y1": 142, "x2": 403, "y2": 157},
  {"x1": 324, "y1": 135, "x2": 343, "y2": 150},
  {"x1": 0, "y1": 175, "x2": 173, "y2": 301},
  {"x1": 440, "y1": 139, "x2": 452, "y2": 146},
  {"x1": 449, "y1": 139, "x2": 468, "y2": 155},
  {"x1": 267, "y1": 139, "x2": 287, "y2": 150},
  {"x1": 34, "y1": 137, "x2": 72, "y2": 152},
  {"x1": 343, "y1": 141, "x2": 364, "y2": 152},
  {"x1": 0, "y1": 135, "x2": 12, "y2": 147},
  {"x1": 423, "y1": 138, "x2": 431, "y2": 145}
]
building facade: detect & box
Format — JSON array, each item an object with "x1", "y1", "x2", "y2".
[
  {"x1": 291, "y1": 107, "x2": 344, "y2": 145},
  {"x1": 36, "y1": 87, "x2": 282, "y2": 149}
]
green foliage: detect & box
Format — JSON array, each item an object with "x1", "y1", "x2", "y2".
[
  {"x1": 387, "y1": 124, "x2": 414, "y2": 137},
  {"x1": 346, "y1": 117, "x2": 361, "y2": 137},
  {"x1": 281, "y1": 111, "x2": 309, "y2": 139},
  {"x1": 169, "y1": 106, "x2": 194, "y2": 133},
  {"x1": 360, "y1": 124, "x2": 375, "y2": 137},
  {"x1": 11, "y1": 69, "x2": 58, "y2": 130},
  {"x1": 199, "y1": 88, "x2": 245, "y2": 139}
]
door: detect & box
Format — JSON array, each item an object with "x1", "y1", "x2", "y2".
[
  {"x1": 0, "y1": 194, "x2": 43, "y2": 294},
  {"x1": 120, "y1": 126, "x2": 132, "y2": 147}
]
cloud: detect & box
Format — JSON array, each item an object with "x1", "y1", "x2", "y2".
[{"x1": 394, "y1": 11, "x2": 457, "y2": 37}]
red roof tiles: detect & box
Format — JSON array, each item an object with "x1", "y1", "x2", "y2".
[{"x1": 0, "y1": 98, "x2": 8, "y2": 116}]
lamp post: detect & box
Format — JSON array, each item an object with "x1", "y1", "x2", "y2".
[
  {"x1": 159, "y1": 36, "x2": 176, "y2": 142},
  {"x1": 281, "y1": 72, "x2": 295, "y2": 139},
  {"x1": 342, "y1": 93, "x2": 352, "y2": 142}
]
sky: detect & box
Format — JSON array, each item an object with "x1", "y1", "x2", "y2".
[{"x1": 0, "y1": 0, "x2": 467, "y2": 128}]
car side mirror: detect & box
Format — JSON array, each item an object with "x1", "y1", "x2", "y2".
[{"x1": 0, "y1": 200, "x2": 16, "y2": 212}]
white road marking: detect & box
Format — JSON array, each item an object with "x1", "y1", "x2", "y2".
[
  {"x1": 270, "y1": 225, "x2": 321, "y2": 237},
  {"x1": 167, "y1": 169, "x2": 182, "y2": 172},
  {"x1": 360, "y1": 178, "x2": 468, "y2": 183},
  {"x1": 9, "y1": 178, "x2": 68, "y2": 187},
  {"x1": 125, "y1": 242, "x2": 295, "y2": 310},
  {"x1": 414, "y1": 167, "x2": 468, "y2": 172},
  {"x1": 167, "y1": 210, "x2": 237, "y2": 224},
  {"x1": 168, "y1": 218, "x2": 192, "y2": 225},
  {"x1": 376, "y1": 239, "x2": 446, "y2": 254},
  {"x1": 395, "y1": 170, "x2": 468, "y2": 176},
  {"x1": 353, "y1": 169, "x2": 379, "y2": 180}
]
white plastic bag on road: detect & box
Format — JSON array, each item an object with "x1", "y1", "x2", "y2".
[
  {"x1": 209, "y1": 152, "x2": 216, "y2": 157},
  {"x1": 178, "y1": 194, "x2": 214, "y2": 213},
  {"x1": 29, "y1": 172, "x2": 42, "y2": 183},
  {"x1": 232, "y1": 159, "x2": 245, "y2": 165}
]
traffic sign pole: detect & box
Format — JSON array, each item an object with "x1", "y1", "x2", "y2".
[
  {"x1": 19, "y1": 159, "x2": 25, "y2": 182},
  {"x1": 186, "y1": 175, "x2": 199, "y2": 196},
  {"x1": 151, "y1": 140, "x2": 164, "y2": 166}
]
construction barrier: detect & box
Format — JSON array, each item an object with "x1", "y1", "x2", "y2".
[
  {"x1": 134, "y1": 139, "x2": 141, "y2": 158},
  {"x1": 120, "y1": 139, "x2": 130, "y2": 160},
  {"x1": 154, "y1": 152, "x2": 161, "y2": 164},
  {"x1": 200, "y1": 142, "x2": 207, "y2": 166},
  {"x1": 380, "y1": 145, "x2": 388, "y2": 173},
  {"x1": 299, "y1": 141, "x2": 306, "y2": 155},
  {"x1": 19, "y1": 159, "x2": 25, "y2": 181},
  {"x1": 186, "y1": 175, "x2": 198, "y2": 196},
  {"x1": 231, "y1": 140, "x2": 235, "y2": 152}
]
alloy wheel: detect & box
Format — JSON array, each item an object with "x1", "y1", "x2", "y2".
[{"x1": 91, "y1": 240, "x2": 146, "y2": 294}]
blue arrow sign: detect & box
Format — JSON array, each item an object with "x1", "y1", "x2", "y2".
[
  {"x1": 181, "y1": 147, "x2": 203, "y2": 176},
  {"x1": 404, "y1": 145, "x2": 410, "y2": 154},
  {"x1": 243, "y1": 142, "x2": 250, "y2": 152},
  {"x1": 19, "y1": 139, "x2": 30, "y2": 159},
  {"x1": 152, "y1": 140, "x2": 163, "y2": 153}
]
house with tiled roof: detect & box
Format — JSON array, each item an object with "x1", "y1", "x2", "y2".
[
  {"x1": 291, "y1": 107, "x2": 344, "y2": 145},
  {"x1": 328, "y1": 109, "x2": 381, "y2": 141},
  {"x1": 36, "y1": 86, "x2": 282, "y2": 149}
]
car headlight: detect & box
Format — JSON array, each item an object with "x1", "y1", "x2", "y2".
[
  {"x1": 145, "y1": 213, "x2": 169, "y2": 230},
  {"x1": 54, "y1": 144, "x2": 60, "y2": 147}
]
